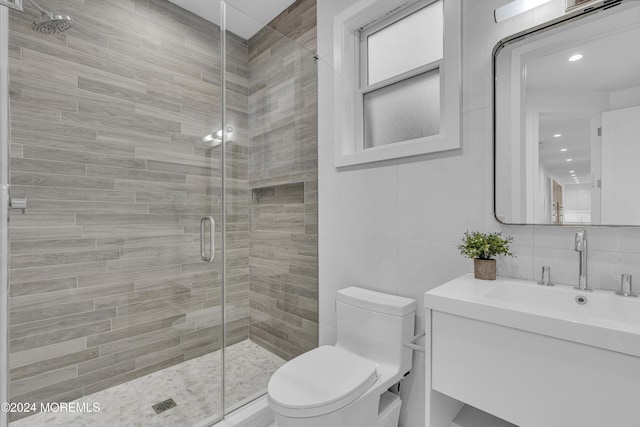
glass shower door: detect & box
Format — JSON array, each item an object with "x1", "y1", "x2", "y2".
[
  {"x1": 222, "y1": 1, "x2": 319, "y2": 414},
  {"x1": 3, "y1": 0, "x2": 225, "y2": 425}
]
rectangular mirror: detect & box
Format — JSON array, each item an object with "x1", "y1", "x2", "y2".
[{"x1": 494, "y1": 0, "x2": 640, "y2": 225}]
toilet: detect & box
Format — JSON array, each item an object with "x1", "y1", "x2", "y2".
[{"x1": 267, "y1": 287, "x2": 416, "y2": 427}]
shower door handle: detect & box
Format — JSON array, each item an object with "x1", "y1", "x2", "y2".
[
  {"x1": 9, "y1": 195, "x2": 27, "y2": 214},
  {"x1": 200, "y1": 216, "x2": 215, "y2": 262}
]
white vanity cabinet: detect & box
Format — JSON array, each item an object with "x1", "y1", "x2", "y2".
[{"x1": 424, "y1": 275, "x2": 640, "y2": 427}]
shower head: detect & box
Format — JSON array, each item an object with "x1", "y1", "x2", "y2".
[
  {"x1": 33, "y1": 12, "x2": 72, "y2": 34},
  {"x1": 27, "y1": 0, "x2": 72, "y2": 34}
]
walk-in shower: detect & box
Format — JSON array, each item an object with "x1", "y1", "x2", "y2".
[{"x1": 0, "y1": 0, "x2": 318, "y2": 425}]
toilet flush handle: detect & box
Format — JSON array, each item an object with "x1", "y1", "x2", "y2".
[{"x1": 403, "y1": 331, "x2": 426, "y2": 352}]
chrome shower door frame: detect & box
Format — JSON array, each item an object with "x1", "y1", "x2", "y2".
[{"x1": 0, "y1": 6, "x2": 10, "y2": 427}]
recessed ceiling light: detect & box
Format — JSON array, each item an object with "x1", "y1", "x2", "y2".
[
  {"x1": 569, "y1": 170, "x2": 575, "y2": 173},
  {"x1": 569, "y1": 54, "x2": 583, "y2": 62},
  {"x1": 560, "y1": 148, "x2": 568, "y2": 152},
  {"x1": 566, "y1": 158, "x2": 573, "y2": 162},
  {"x1": 553, "y1": 134, "x2": 562, "y2": 138}
]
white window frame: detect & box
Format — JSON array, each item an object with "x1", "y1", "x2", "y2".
[{"x1": 333, "y1": 0, "x2": 461, "y2": 167}]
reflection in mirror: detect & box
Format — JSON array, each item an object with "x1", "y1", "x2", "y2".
[{"x1": 494, "y1": 0, "x2": 640, "y2": 225}]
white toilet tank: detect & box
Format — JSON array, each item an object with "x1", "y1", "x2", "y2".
[{"x1": 335, "y1": 287, "x2": 416, "y2": 377}]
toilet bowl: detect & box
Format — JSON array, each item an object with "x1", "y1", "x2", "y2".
[{"x1": 267, "y1": 287, "x2": 416, "y2": 427}]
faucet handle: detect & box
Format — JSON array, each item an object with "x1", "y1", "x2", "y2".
[
  {"x1": 574, "y1": 228, "x2": 587, "y2": 251},
  {"x1": 615, "y1": 274, "x2": 637, "y2": 297},
  {"x1": 538, "y1": 266, "x2": 554, "y2": 286}
]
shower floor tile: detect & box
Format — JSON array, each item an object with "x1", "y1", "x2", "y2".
[{"x1": 11, "y1": 340, "x2": 285, "y2": 427}]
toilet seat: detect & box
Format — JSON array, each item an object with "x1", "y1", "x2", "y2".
[{"x1": 267, "y1": 345, "x2": 378, "y2": 418}]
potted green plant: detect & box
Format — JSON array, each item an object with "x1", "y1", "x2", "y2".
[{"x1": 457, "y1": 231, "x2": 514, "y2": 280}]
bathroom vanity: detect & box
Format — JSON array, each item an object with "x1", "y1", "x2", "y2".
[{"x1": 424, "y1": 274, "x2": 640, "y2": 427}]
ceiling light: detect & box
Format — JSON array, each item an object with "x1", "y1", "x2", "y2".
[
  {"x1": 560, "y1": 148, "x2": 568, "y2": 152},
  {"x1": 569, "y1": 170, "x2": 575, "y2": 173},
  {"x1": 553, "y1": 134, "x2": 562, "y2": 138},
  {"x1": 566, "y1": 158, "x2": 573, "y2": 162},
  {"x1": 569, "y1": 54, "x2": 583, "y2": 62}
]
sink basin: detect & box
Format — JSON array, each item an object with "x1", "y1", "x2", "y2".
[
  {"x1": 484, "y1": 279, "x2": 640, "y2": 326},
  {"x1": 425, "y1": 273, "x2": 640, "y2": 357}
]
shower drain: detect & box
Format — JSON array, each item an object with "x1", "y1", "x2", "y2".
[{"x1": 152, "y1": 398, "x2": 177, "y2": 414}]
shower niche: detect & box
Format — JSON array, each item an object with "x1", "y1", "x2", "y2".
[{"x1": 251, "y1": 183, "x2": 305, "y2": 232}]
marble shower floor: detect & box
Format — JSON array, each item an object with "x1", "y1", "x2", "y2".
[{"x1": 11, "y1": 340, "x2": 285, "y2": 427}]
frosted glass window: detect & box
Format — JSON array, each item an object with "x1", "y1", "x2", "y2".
[
  {"x1": 363, "y1": 69, "x2": 440, "y2": 149},
  {"x1": 367, "y1": 1, "x2": 443, "y2": 85}
]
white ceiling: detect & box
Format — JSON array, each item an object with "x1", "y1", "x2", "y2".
[
  {"x1": 169, "y1": 0, "x2": 297, "y2": 39},
  {"x1": 525, "y1": 28, "x2": 640, "y2": 93}
]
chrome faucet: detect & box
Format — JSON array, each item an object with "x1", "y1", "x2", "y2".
[{"x1": 574, "y1": 228, "x2": 592, "y2": 291}]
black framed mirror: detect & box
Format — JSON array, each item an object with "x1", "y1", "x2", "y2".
[{"x1": 494, "y1": 0, "x2": 640, "y2": 225}]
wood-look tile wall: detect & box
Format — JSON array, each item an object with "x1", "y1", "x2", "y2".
[
  {"x1": 7, "y1": 0, "x2": 249, "y2": 417},
  {"x1": 247, "y1": 0, "x2": 319, "y2": 361}
]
